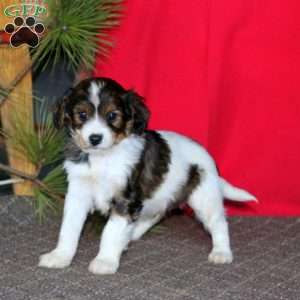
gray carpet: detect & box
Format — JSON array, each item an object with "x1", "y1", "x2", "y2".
[{"x1": 1, "y1": 196, "x2": 300, "y2": 300}]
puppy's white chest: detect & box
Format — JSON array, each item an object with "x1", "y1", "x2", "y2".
[
  {"x1": 89, "y1": 154, "x2": 129, "y2": 189},
  {"x1": 65, "y1": 158, "x2": 126, "y2": 214},
  {"x1": 64, "y1": 137, "x2": 144, "y2": 215}
]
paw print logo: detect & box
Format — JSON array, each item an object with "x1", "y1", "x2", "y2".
[{"x1": 4, "y1": 16, "x2": 45, "y2": 48}]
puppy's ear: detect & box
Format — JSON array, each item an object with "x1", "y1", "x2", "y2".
[
  {"x1": 53, "y1": 89, "x2": 72, "y2": 129},
  {"x1": 124, "y1": 90, "x2": 150, "y2": 135}
]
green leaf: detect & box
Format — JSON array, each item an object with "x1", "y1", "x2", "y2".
[
  {"x1": 43, "y1": 165, "x2": 67, "y2": 195},
  {"x1": 33, "y1": 187, "x2": 60, "y2": 223},
  {"x1": 1, "y1": 98, "x2": 67, "y2": 222},
  {"x1": 32, "y1": 0, "x2": 123, "y2": 71}
]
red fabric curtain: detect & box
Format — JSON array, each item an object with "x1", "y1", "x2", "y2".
[{"x1": 94, "y1": 0, "x2": 300, "y2": 216}]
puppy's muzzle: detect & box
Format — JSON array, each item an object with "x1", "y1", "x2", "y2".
[{"x1": 89, "y1": 134, "x2": 103, "y2": 146}]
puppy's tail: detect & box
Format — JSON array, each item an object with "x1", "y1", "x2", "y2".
[{"x1": 219, "y1": 177, "x2": 257, "y2": 202}]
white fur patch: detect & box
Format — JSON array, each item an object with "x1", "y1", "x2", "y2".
[
  {"x1": 140, "y1": 131, "x2": 219, "y2": 218},
  {"x1": 89, "y1": 82, "x2": 103, "y2": 108},
  {"x1": 80, "y1": 115, "x2": 114, "y2": 150},
  {"x1": 89, "y1": 214, "x2": 134, "y2": 274},
  {"x1": 64, "y1": 135, "x2": 145, "y2": 214}
]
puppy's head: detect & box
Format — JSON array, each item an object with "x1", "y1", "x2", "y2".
[{"x1": 54, "y1": 77, "x2": 149, "y2": 153}]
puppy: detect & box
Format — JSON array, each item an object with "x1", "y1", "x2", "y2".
[{"x1": 39, "y1": 77, "x2": 256, "y2": 274}]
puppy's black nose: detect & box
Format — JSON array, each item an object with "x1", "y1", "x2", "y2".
[{"x1": 89, "y1": 134, "x2": 103, "y2": 146}]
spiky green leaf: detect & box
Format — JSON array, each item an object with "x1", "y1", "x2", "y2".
[{"x1": 33, "y1": 0, "x2": 123, "y2": 71}]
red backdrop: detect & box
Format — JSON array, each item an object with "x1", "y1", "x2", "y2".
[{"x1": 94, "y1": 0, "x2": 300, "y2": 216}]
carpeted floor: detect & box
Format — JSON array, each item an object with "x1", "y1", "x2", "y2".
[{"x1": 1, "y1": 196, "x2": 299, "y2": 300}]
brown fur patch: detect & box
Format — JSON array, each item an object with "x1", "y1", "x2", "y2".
[
  {"x1": 72, "y1": 102, "x2": 95, "y2": 128},
  {"x1": 72, "y1": 129, "x2": 89, "y2": 150},
  {"x1": 175, "y1": 165, "x2": 202, "y2": 203},
  {"x1": 112, "y1": 131, "x2": 171, "y2": 221},
  {"x1": 98, "y1": 98, "x2": 126, "y2": 131}
]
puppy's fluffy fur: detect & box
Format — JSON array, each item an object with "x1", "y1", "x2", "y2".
[{"x1": 39, "y1": 77, "x2": 256, "y2": 274}]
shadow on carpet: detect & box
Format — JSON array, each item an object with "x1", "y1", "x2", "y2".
[{"x1": 0, "y1": 196, "x2": 299, "y2": 300}]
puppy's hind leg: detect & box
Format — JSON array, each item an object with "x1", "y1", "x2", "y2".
[{"x1": 188, "y1": 173, "x2": 233, "y2": 264}]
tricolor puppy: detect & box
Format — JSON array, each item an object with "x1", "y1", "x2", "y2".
[{"x1": 39, "y1": 77, "x2": 256, "y2": 274}]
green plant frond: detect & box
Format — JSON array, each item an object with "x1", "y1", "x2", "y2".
[
  {"x1": 42, "y1": 165, "x2": 67, "y2": 195},
  {"x1": 33, "y1": 187, "x2": 60, "y2": 223},
  {"x1": 2, "y1": 99, "x2": 65, "y2": 168},
  {"x1": 0, "y1": 88, "x2": 9, "y2": 99},
  {"x1": 1, "y1": 97, "x2": 67, "y2": 222},
  {"x1": 149, "y1": 223, "x2": 166, "y2": 234},
  {"x1": 33, "y1": 0, "x2": 123, "y2": 71}
]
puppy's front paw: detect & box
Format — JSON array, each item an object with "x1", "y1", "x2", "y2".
[
  {"x1": 208, "y1": 250, "x2": 233, "y2": 264},
  {"x1": 88, "y1": 258, "x2": 119, "y2": 275},
  {"x1": 39, "y1": 250, "x2": 72, "y2": 269}
]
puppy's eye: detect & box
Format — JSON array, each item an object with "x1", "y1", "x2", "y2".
[
  {"x1": 106, "y1": 111, "x2": 118, "y2": 123},
  {"x1": 78, "y1": 111, "x2": 87, "y2": 121}
]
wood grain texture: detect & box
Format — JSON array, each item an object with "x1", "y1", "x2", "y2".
[{"x1": 0, "y1": 0, "x2": 36, "y2": 195}]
